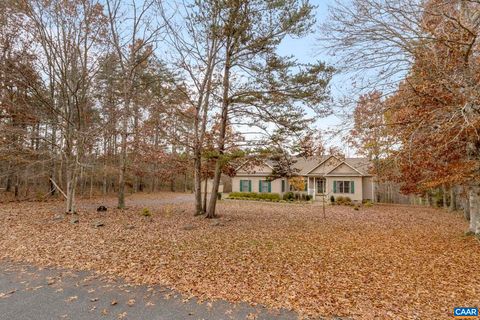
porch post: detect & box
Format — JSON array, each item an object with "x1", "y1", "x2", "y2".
[
  {"x1": 313, "y1": 177, "x2": 316, "y2": 200},
  {"x1": 307, "y1": 176, "x2": 310, "y2": 195}
]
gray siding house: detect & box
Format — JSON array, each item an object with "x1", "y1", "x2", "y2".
[{"x1": 231, "y1": 155, "x2": 374, "y2": 202}]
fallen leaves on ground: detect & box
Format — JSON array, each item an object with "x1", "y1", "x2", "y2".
[{"x1": 0, "y1": 194, "x2": 479, "y2": 319}]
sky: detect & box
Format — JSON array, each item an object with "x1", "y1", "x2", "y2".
[{"x1": 276, "y1": 0, "x2": 357, "y2": 155}]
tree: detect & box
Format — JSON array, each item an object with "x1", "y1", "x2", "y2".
[
  {"x1": 349, "y1": 91, "x2": 396, "y2": 201},
  {"x1": 20, "y1": 0, "x2": 107, "y2": 213},
  {"x1": 104, "y1": 0, "x2": 165, "y2": 208},
  {"x1": 161, "y1": 0, "x2": 223, "y2": 215},
  {"x1": 288, "y1": 176, "x2": 305, "y2": 192},
  {"x1": 322, "y1": 0, "x2": 480, "y2": 233},
  {"x1": 204, "y1": 0, "x2": 334, "y2": 218}
]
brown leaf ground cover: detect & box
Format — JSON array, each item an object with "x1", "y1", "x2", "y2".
[{"x1": 1, "y1": 194, "x2": 479, "y2": 319}]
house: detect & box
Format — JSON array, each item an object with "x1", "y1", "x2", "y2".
[{"x1": 231, "y1": 155, "x2": 374, "y2": 202}]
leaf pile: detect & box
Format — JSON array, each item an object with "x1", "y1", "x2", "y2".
[{"x1": 0, "y1": 197, "x2": 479, "y2": 319}]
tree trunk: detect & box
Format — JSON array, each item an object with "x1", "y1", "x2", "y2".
[
  {"x1": 463, "y1": 193, "x2": 470, "y2": 220},
  {"x1": 193, "y1": 39, "x2": 217, "y2": 216},
  {"x1": 5, "y1": 168, "x2": 12, "y2": 192},
  {"x1": 65, "y1": 156, "x2": 78, "y2": 214},
  {"x1": 90, "y1": 167, "x2": 94, "y2": 198},
  {"x1": 449, "y1": 187, "x2": 456, "y2": 211},
  {"x1": 194, "y1": 155, "x2": 203, "y2": 215},
  {"x1": 102, "y1": 165, "x2": 107, "y2": 195},
  {"x1": 184, "y1": 171, "x2": 188, "y2": 193},
  {"x1": 466, "y1": 139, "x2": 480, "y2": 233},
  {"x1": 118, "y1": 117, "x2": 128, "y2": 209},
  {"x1": 5, "y1": 162, "x2": 12, "y2": 192},
  {"x1": 442, "y1": 184, "x2": 447, "y2": 209},
  {"x1": 203, "y1": 178, "x2": 208, "y2": 213},
  {"x1": 206, "y1": 42, "x2": 231, "y2": 219},
  {"x1": 469, "y1": 186, "x2": 480, "y2": 234}
]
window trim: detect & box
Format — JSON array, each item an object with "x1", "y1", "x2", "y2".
[
  {"x1": 259, "y1": 180, "x2": 271, "y2": 193},
  {"x1": 240, "y1": 179, "x2": 251, "y2": 192},
  {"x1": 334, "y1": 180, "x2": 354, "y2": 194}
]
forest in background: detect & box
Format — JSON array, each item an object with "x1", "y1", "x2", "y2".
[
  {"x1": 1, "y1": 0, "x2": 479, "y2": 233},
  {"x1": 0, "y1": 0, "x2": 334, "y2": 218}
]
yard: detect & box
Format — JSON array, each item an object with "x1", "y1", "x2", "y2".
[{"x1": 0, "y1": 193, "x2": 479, "y2": 319}]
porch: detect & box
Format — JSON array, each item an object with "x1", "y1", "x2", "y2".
[{"x1": 306, "y1": 176, "x2": 326, "y2": 201}]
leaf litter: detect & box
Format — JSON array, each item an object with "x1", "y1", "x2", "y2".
[{"x1": 0, "y1": 198, "x2": 479, "y2": 319}]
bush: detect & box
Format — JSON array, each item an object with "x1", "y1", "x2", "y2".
[
  {"x1": 229, "y1": 192, "x2": 256, "y2": 198},
  {"x1": 227, "y1": 192, "x2": 280, "y2": 201},
  {"x1": 258, "y1": 193, "x2": 280, "y2": 200},
  {"x1": 283, "y1": 192, "x2": 294, "y2": 201},
  {"x1": 282, "y1": 192, "x2": 312, "y2": 202},
  {"x1": 363, "y1": 200, "x2": 373, "y2": 207},
  {"x1": 335, "y1": 196, "x2": 352, "y2": 205},
  {"x1": 141, "y1": 208, "x2": 151, "y2": 217}
]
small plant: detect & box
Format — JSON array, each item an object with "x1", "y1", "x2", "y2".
[
  {"x1": 283, "y1": 192, "x2": 294, "y2": 201},
  {"x1": 141, "y1": 208, "x2": 151, "y2": 217},
  {"x1": 35, "y1": 191, "x2": 44, "y2": 201},
  {"x1": 363, "y1": 200, "x2": 373, "y2": 207},
  {"x1": 335, "y1": 196, "x2": 353, "y2": 205},
  {"x1": 330, "y1": 195, "x2": 335, "y2": 203},
  {"x1": 353, "y1": 204, "x2": 360, "y2": 211}
]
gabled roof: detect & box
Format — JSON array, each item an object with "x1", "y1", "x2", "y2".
[
  {"x1": 304, "y1": 155, "x2": 340, "y2": 175},
  {"x1": 236, "y1": 160, "x2": 273, "y2": 172},
  {"x1": 324, "y1": 161, "x2": 364, "y2": 176},
  {"x1": 235, "y1": 155, "x2": 372, "y2": 177}
]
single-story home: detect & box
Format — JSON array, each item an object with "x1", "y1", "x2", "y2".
[{"x1": 231, "y1": 155, "x2": 374, "y2": 202}]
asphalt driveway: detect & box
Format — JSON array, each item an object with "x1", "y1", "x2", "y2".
[{"x1": 0, "y1": 262, "x2": 296, "y2": 320}]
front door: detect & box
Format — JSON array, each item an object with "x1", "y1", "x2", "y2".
[{"x1": 316, "y1": 178, "x2": 326, "y2": 194}]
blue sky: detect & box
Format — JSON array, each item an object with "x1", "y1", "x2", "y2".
[{"x1": 277, "y1": 0, "x2": 356, "y2": 155}]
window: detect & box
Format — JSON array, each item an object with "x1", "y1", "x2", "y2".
[
  {"x1": 339, "y1": 181, "x2": 350, "y2": 193},
  {"x1": 240, "y1": 180, "x2": 251, "y2": 192},
  {"x1": 334, "y1": 180, "x2": 354, "y2": 194},
  {"x1": 259, "y1": 180, "x2": 271, "y2": 193},
  {"x1": 316, "y1": 178, "x2": 326, "y2": 194}
]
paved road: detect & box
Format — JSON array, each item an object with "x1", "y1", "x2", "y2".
[{"x1": 0, "y1": 262, "x2": 296, "y2": 320}]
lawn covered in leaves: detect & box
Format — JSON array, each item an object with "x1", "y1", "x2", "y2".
[{"x1": 1, "y1": 195, "x2": 479, "y2": 319}]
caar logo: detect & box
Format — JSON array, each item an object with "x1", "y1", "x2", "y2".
[{"x1": 454, "y1": 307, "x2": 478, "y2": 318}]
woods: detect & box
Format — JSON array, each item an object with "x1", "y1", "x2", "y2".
[
  {"x1": 2, "y1": 1, "x2": 480, "y2": 319},
  {"x1": 322, "y1": 0, "x2": 480, "y2": 234},
  {"x1": 1, "y1": 0, "x2": 479, "y2": 223},
  {"x1": 0, "y1": 0, "x2": 332, "y2": 217}
]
